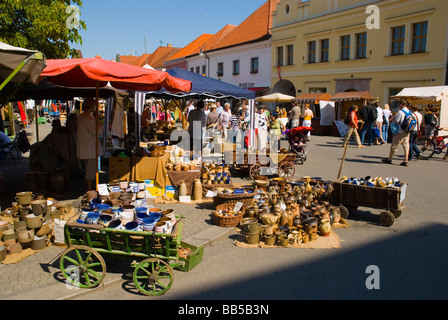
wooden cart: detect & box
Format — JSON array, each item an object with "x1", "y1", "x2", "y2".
[
  {"x1": 329, "y1": 181, "x2": 407, "y2": 227},
  {"x1": 59, "y1": 217, "x2": 203, "y2": 296},
  {"x1": 225, "y1": 151, "x2": 297, "y2": 180}
]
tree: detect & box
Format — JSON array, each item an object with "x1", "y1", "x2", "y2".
[{"x1": 0, "y1": 0, "x2": 86, "y2": 59}]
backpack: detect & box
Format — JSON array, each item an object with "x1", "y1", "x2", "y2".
[
  {"x1": 400, "y1": 109, "x2": 417, "y2": 132},
  {"x1": 368, "y1": 105, "x2": 377, "y2": 122},
  {"x1": 344, "y1": 113, "x2": 350, "y2": 125}
]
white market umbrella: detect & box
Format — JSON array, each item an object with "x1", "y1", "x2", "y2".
[{"x1": 255, "y1": 92, "x2": 296, "y2": 103}]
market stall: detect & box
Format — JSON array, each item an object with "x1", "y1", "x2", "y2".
[
  {"x1": 330, "y1": 91, "x2": 376, "y2": 137},
  {"x1": 293, "y1": 93, "x2": 333, "y2": 135},
  {"x1": 392, "y1": 85, "x2": 448, "y2": 134}
]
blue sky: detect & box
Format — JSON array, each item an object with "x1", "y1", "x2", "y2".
[{"x1": 75, "y1": 0, "x2": 267, "y2": 60}]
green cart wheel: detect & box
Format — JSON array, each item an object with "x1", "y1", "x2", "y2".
[
  {"x1": 60, "y1": 245, "x2": 106, "y2": 289},
  {"x1": 133, "y1": 258, "x2": 174, "y2": 296}
]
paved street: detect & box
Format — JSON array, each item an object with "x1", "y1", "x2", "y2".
[{"x1": 1, "y1": 123, "x2": 448, "y2": 300}]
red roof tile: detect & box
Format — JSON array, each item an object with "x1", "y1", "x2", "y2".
[{"x1": 213, "y1": 0, "x2": 280, "y2": 50}]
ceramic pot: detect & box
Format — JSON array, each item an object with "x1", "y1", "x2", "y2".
[
  {"x1": 2, "y1": 229, "x2": 17, "y2": 242},
  {"x1": 241, "y1": 218, "x2": 259, "y2": 233},
  {"x1": 0, "y1": 246, "x2": 6, "y2": 262},
  {"x1": 264, "y1": 234, "x2": 276, "y2": 246},
  {"x1": 13, "y1": 218, "x2": 27, "y2": 230},
  {"x1": 26, "y1": 214, "x2": 44, "y2": 229},
  {"x1": 31, "y1": 236, "x2": 49, "y2": 250},
  {"x1": 17, "y1": 227, "x2": 34, "y2": 244},
  {"x1": 7, "y1": 242, "x2": 22, "y2": 254},
  {"x1": 155, "y1": 221, "x2": 168, "y2": 234},
  {"x1": 36, "y1": 221, "x2": 51, "y2": 237},
  {"x1": 278, "y1": 235, "x2": 289, "y2": 247},
  {"x1": 244, "y1": 232, "x2": 260, "y2": 245},
  {"x1": 31, "y1": 200, "x2": 47, "y2": 216},
  {"x1": 50, "y1": 210, "x2": 62, "y2": 221},
  {"x1": 15, "y1": 192, "x2": 34, "y2": 206},
  {"x1": 319, "y1": 219, "x2": 331, "y2": 237}
]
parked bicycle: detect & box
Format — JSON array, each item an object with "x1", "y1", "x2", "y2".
[{"x1": 416, "y1": 127, "x2": 448, "y2": 160}]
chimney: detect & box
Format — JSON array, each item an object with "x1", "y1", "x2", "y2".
[{"x1": 167, "y1": 44, "x2": 172, "y2": 47}]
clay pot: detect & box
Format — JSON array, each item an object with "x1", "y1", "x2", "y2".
[
  {"x1": 31, "y1": 236, "x2": 49, "y2": 251},
  {"x1": 278, "y1": 235, "x2": 289, "y2": 247},
  {"x1": 86, "y1": 190, "x2": 98, "y2": 202},
  {"x1": 19, "y1": 206, "x2": 31, "y2": 220},
  {"x1": 264, "y1": 234, "x2": 276, "y2": 246},
  {"x1": 241, "y1": 218, "x2": 259, "y2": 234},
  {"x1": 7, "y1": 242, "x2": 22, "y2": 254},
  {"x1": 0, "y1": 246, "x2": 6, "y2": 262},
  {"x1": 17, "y1": 227, "x2": 34, "y2": 244},
  {"x1": 319, "y1": 219, "x2": 331, "y2": 237},
  {"x1": 2, "y1": 229, "x2": 17, "y2": 242},
  {"x1": 244, "y1": 232, "x2": 260, "y2": 245},
  {"x1": 26, "y1": 214, "x2": 44, "y2": 229},
  {"x1": 31, "y1": 200, "x2": 47, "y2": 216},
  {"x1": 36, "y1": 221, "x2": 51, "y2": 236},
  {"x1": 50, "y1": 210, "x2": 61, "y2": 221},
  {"x1": 15, "y1": 192, "x2": 34, "y2": 206},
  {"x1": 57, "y1": 203, "x2": 72, "y2": 217},
  {"x1": 13, "y1": 218, "x2": 27, "y2": 230}
]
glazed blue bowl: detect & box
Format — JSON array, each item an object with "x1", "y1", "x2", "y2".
[{"x1": 125, "y1": 221, "x2": 139, "y2": 231}]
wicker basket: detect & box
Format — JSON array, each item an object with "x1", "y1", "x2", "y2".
[
  {"x1": 213, "y1": 189, "x2": 255, "y2": 208},
  {"x1": 212, "y1": 203, "x2": 245, "y2": 227}
]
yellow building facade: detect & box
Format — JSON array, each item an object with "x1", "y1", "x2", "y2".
[{"x1": 270, "y1": 0, "x2": 448, "y2": 118}]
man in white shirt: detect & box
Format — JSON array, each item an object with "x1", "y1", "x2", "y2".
[
  {"x1": 381, "y1": 100, "x2": 410, "y2": 166},
  {"x1": 219, "y1": 102, "x2": 232, "y2": 140},
  {"x1": 255, "y1": 105, "x2": 268, "y2": 153}
]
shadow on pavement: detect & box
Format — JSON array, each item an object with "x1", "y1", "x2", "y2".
[{"x1": 172, "y1": 223, "x2": 448, "y2": 300}]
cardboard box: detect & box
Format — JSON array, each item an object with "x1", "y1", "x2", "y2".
[
  {"x1": 144, "y1": 179, "x2": 164, "y2": 198},
  {"x1": 165, "y1": 185, "x2": 177, "y2": 199}
]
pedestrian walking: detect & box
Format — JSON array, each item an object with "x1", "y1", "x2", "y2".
[
  {"x1": 342, "y1": 105, "x2": 364, "y2": 148},
  {"x1": 408, "y1": 105, "x2": 423, "y2": 161},
  {"x1": 302, "y1": 104, "x2": 313, "y2": 141},
  {"x1": 359, "y1": 103, "x2": 377, "y2": 146},
  {"x1": 382, "y1": 104, "x2": 392, "y2": 143},
  {"x1": 381, "y1": 100, "x2": 411, "y2": 166}
]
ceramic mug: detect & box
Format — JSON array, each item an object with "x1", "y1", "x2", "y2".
[
  {"x1": 16, "y1": 227, "x2": 35, "y2": 244},
  {"x1": 2, "y1": 229, "x2": 17, "y2": 242},
  {"x1": 31, "y1": 236, "x2": 49, "y2": 251},
  {"x1": 0, "y1": 246, "x2": 6, "y2": 262},
  {"x1": 26, "y1": 214, "x2": 44, "y2": 229},
  {"x1": 15, "y1": 192, "x2": 34, "y2": 206},
  {"x1": 31, "y1": 200, "x2": 47, "y2": 216}
]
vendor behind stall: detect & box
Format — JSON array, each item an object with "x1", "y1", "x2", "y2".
[{"x1": 77, "y1": 97, "x2": 104, "y2": 191}]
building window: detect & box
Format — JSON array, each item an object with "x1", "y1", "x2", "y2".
[
  {"x1": 202, "y1": 65, "x2": 206, "y2": 75},
  {"x1": 250, "y1": 57, "x2": 259, "y2": 74},
  {"x1": 320, "y1": 39, "x2": 329, "y2": 62},
  {"x1": 356, "y1": 32, "x2": 367, "y2": 59},
  {"x1": 308, "y1": 41, "x2": 316, "y2": 63},
  {"x1": 391, "y1": 26, "x2": 405, "y2": 55},
  {"x1": 233, "y1": 60, "x2": 240, "y2": 75},
  {"x1": 196, "y1": 66, "x2": 200, "y2": 74},
  {"x1": 340, "y1": 35, "x2": 351, "y2": 60},
  {"x1": 277, "y1": 46, "x2": 284, "y2": 66},
  {"x1": 190, "y1": 67, "x2": 194, "y2": 73},
  {"x1": 412, "y1": 21, "x2": 428, "y2": 53},
  {"x1": 217, "y1": 62, "x2": 224, "y2": 77},
  {"x1": 287, "y1": 45, "x2": 294, "y2": 65},
  {"x1": 309, "y1": 87, "x2": 327, "y2": 93}
]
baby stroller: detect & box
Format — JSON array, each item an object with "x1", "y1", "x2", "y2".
[{"x1": 286, "y1": 126, "x2": 312, "y2": 164}]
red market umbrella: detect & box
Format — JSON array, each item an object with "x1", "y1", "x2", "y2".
[
  {"x1": 40, "y1": 57, "x2": 192, "y2": 189},
  {"x1": 40, "y1": 57, "x2": 192, "y2": 92}
]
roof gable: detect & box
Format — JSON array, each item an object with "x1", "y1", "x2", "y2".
[{"x1": 213, "y1": 0, "x2": 280, "y2": 50}]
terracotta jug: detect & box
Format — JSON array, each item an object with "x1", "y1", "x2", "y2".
[{"x1": 193, "y1": 179, "x2": 202, "y2": 201}]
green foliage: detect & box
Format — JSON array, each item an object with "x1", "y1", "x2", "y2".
[{"x1": 0, "y1": 0, "x2": 86, "y2": 59}]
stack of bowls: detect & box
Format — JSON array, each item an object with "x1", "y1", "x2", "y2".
[{"x1": 142, "y1": 218, "x2": 156, "y2": 231}]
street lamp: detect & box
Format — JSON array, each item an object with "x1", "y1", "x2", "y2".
[{"x1": 198, "y1": 42, "x2": 210, "y2": 77}]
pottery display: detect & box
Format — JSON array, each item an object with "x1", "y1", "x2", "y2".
[
  {"x1": 31, "y1": 200, "x2": 47, "y2": 216},
  {"x1": 17, "y1": 227, "x2": 35, "y2": 244},
  {"x1": 15, "y1": 192, "x2": 34, "y2": 206}
]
